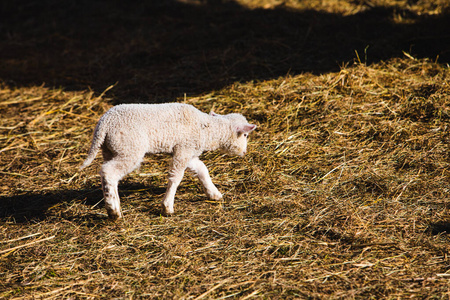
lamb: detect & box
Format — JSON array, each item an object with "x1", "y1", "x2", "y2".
[{"x1": 79, "y1": 103, "x2": 256, "y2": 219}]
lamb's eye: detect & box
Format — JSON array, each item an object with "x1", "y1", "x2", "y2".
[{"x1": 244, "y1": 133, "x2": 248, "y2": 138}]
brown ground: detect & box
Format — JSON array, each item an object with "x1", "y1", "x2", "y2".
[{"x1": 1, "y1": 0, "x2": 450, "y2": 299}]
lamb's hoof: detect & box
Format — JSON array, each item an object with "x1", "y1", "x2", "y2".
[
  {"x1": 207, "y1": 190, "x2": 223, "y2": 201},
  {"x1": 161, "y1": 205, "x2": 174, "y2": 217},
  {"x1": 107, "y1": 209, "x2": 122, "y2": 220}
]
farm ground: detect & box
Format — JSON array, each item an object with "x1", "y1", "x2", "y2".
[{"x1": 1, "y1": 0, "x2": 450, "y2": 299}]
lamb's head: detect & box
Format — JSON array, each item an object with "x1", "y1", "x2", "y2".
[{"x1": 210, "y1": 112, "x2": 257, "y2": 156}]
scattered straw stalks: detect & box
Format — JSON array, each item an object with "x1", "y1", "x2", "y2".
[{"x1": 1, "y1": 57, "x2": 450, "y2": 298}]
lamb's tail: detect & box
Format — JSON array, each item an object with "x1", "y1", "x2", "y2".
[{"x1": 79, "y1": 122, "x2": 106, "y2": 170}]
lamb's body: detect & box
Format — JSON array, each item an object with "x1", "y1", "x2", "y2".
[{"x1": 80, "y1": 103, "x2": 256, "y2": 218}]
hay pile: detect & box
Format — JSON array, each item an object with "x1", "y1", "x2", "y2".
[
  {"x1": 2, "y1": 57, "x2": 450, "y2": 298},
  {"x1": 1, "y1": 0, "x2": 450, "y2": 298}
]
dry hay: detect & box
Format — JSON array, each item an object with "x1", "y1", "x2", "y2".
[
  {"x1": 1, "y1": 0, "x2": 450, "y2": 299},
  {"x1": 1, "y1": 57, "x2": 450, "y2": 299}
]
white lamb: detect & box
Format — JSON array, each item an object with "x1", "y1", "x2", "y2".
[{"x1": 80, "y1": 103, "x2": 256, "y2": 219}]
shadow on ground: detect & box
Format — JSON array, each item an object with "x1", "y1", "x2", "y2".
[
  {"x1": 428, "y1": 221, "x2": 450, "y2": 236},
  {"x1": 0, "y1": 188, "x2": 103, "y2": 223},
  {"x1": 0, "y1": 183, "x2": 166, "y2": 223},
  {"x1": 0, "y1": 0, "x2": 449, "y2": 102}
]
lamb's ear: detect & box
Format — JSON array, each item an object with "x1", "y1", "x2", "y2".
[
  {"x1": 210, "y1": 111, "x2": 218, "y2": 117},
  {"x1": 237, "y1": 124, "x2": 257, "y2": 134}
]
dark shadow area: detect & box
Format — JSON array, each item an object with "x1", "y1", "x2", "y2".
[
  {"x1": 0, "y1": 0, "x2": 449, "y2": 102},
  {"x1": 428, "y1": 221, "x2": 450, "y2": 235},
  {"x1": 0, "y1": 183, "x2": 165, "y2": 223},
  {"x1": 0, "y1": 188, "x2": 103, "y2": 223}
]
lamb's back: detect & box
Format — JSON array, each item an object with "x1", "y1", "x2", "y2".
[{"x1": 102, "y1": 103, "x2": 209, "y2": 155}]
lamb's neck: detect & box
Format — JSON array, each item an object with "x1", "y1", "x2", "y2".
[{"x1": 204, "y1": 120, "x2": 231, "y2": 151}]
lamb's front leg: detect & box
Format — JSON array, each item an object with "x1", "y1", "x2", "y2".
[
  {"x1": 161, "y1": 153, "x2": 190, "y2": 216},
  {"x1": 187, "y1": 157, "x2": 222, "y2": 201}
]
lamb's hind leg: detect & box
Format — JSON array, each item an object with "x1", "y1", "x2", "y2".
[
  {"x1": 100, "y1": 172, "x2": 122, "y2": 219},
  {"x1": 100, "y1": 156, "x2": 143, "y2": 219}
]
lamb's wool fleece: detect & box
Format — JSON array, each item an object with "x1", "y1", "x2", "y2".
[{"x1": 80, "y1": 103, "x2": 256, "y2": 218}]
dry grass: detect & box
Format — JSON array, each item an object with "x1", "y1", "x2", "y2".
[
  {"x1": 2, "y1": 57, "x2": 450, "y2": 299},
  {"x1": 2, "y1": 0, "x2": 450, "y2": 299}
]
